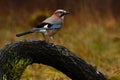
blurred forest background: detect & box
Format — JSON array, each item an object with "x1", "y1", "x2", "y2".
[{"x1": 0, "y1": 0, "x2": 120, "y2": 80}]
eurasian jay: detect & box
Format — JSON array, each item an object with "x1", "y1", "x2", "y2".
[{"x1": 16, "y1": 9, "x2": 70, "y2": 41}]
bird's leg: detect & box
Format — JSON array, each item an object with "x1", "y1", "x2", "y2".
[
  {"x1": 50, "y1": 36, "x2": 54, "y2": 40},
  {"x1": 50, "y1": 36, "x2": 54, "y2": 42},
  {"x1": 42, "y1": 34, "x2": 48, "y2": 41},
  {"x1": 50, "y1": 36, "x2": 57, "y2": 46}
]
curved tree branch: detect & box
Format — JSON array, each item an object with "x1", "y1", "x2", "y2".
[{"x1": 0, "y1": 40, "x2": 107, "y2": 80}]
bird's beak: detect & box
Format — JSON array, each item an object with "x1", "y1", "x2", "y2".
[{"x1": 65, "y1": 11, "x2": 70, "y2": 15}]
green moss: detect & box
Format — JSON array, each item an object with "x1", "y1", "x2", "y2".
[{"x1": 2, "y1": 50, "x2": 32, "y2": 80}]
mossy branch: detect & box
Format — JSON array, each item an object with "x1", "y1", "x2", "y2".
[{"x1": 0, "y1": 40, "x2": 107, "y2": 80}]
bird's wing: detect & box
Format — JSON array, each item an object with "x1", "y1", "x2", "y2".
[
  {"x1": 34, "y1": 23, "x2": 61, "y2": 30},
  {"x1": 35, "y1": 23, "x2": 52, "y2": 28}
]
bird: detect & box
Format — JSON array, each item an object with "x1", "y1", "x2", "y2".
[{"x1": 16, "y1": 9, "x2": 70, "y2": 41}]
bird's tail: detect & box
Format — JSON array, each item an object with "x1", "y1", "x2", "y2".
[{"x1": 16, "y1": 31, "x2": 33, "y2": 37}]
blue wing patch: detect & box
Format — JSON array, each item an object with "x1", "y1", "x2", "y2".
[{"x1": 49, "y1": 24, "x2": 62, "y2": 29}]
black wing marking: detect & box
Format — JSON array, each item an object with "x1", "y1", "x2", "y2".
[{"x1": 35, "y1": 23, "x2": 52, "y2": 28}]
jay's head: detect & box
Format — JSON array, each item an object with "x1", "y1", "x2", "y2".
[{"x1": 54, "y1": 9, "x2": 70, "y2": 18}]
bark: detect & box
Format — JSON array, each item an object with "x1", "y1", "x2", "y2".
[{"x1": 0, "y1": 40, "x2": 107, "y2": 80}]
